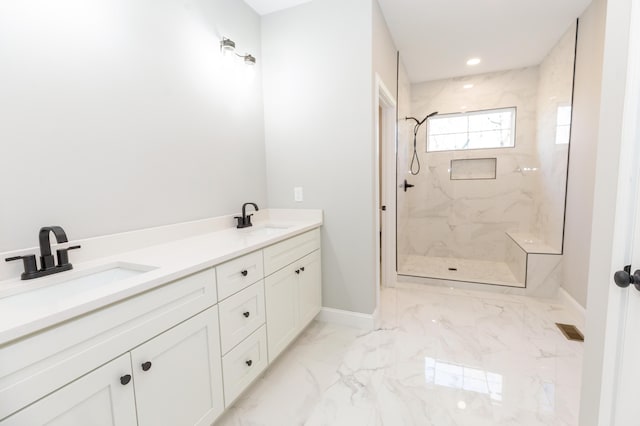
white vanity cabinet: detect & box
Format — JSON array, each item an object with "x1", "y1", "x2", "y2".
[
  {"x1": 2, "y1": 307, "x2": 224, "y2": 426},
  {"x1": 0, "y1": 269, "x2": 221, "y2": 425},
  {"x1": 297, "y1": 250, "x2": 322, "y2": 328},
  {"x1": 1, "y1": 353, "x2": 137, "y2": 426},
  {"x1": 265, "y1": 229, "x2": 321, "y2": 362},
  {"x1": 130, "y1": 306, "x2": 224, "y2": 426},
  {"x1": 0, "y1": 225, "x2": 322, "y2": 426}
]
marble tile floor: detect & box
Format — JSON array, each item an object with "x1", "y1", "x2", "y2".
[
  {"x1": 216, "y1": 283, "x2": 583, "y2": 426},
  {"x1": 400, "y1": 255, "x2": 523, "y2": 287}
]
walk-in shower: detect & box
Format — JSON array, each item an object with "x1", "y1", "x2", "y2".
[{"x1": 397, "y1": 22, "x2": 578, "y2": 295}]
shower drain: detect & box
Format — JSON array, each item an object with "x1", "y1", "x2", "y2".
[{"x1": 556, "y1": 323, "x2": 584, "y2": 342}]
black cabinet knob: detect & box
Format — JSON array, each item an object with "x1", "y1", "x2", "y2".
[
  {"x1": 295, "y1": 269, "x2": 300, "y2": 274},
  {"x1": 241, "y1": 270, "x2": 248, "y2": 277},
  {"x1": 141, "y1": 361, "x2": 152, "y2": 372},
  {"x1": 300, "y1": 267, "x2": 305, "y2": 272},
  {"x1": 243, "y1": 311, "x2": 250, "y2": 318},
  {"x1": 120, "y1": 374, "x2": 132, "y2": 385},
  {"x1": 245, "y1": 360, "x2": 253, "y2": 367}
]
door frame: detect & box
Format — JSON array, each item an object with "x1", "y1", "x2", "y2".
[
  {"x1": 374, "y1": 74, "x2": 397, "y2": 313},
  {"x1": 580, "y1": 0, "x2": 640, "y2": 423}
]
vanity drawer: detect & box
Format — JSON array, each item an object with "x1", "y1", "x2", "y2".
[
  {"x1": 263, "y1": 229, "x2": 320, "y2": 276},
  {"x1": 222, "y1": 325, "x2": 268, "y2": 407},
  {"x1": 218, "y1": 281, "x2": 265, "y2": 354},
  {"x1": 216, "y1": 250, "x2": 264, "y2": 300}
]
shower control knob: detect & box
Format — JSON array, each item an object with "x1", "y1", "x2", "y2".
[
  {"x1": 403, "y1": 180, "x2": 415, "y2": 192},
  {"x1": 614, "y1": 265, "x2": 640, "y2": 291}
]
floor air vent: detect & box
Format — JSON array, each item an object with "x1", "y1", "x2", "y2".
[{"x1": 556, "y1": 323, "x2": 584, "y2": 342}]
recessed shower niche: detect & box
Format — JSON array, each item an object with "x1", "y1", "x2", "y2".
[{"x1": 396, "y1": 22, "x2": 577, "y2": 296}]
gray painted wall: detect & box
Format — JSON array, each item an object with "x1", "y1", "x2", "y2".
[
  {"x1": 262, "y1": 0, "x2": 378, "y2": 314},
  {"x1": 0, "y1": 0, "x2": 267, "y2": 252},
  {"x1": 563, "y1": 0, "x2": 607, "y2": 307},
  {"x1": 373, "y1": 0, "x2": 398, "y2": 101}
]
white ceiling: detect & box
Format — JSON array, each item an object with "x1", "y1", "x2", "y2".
[
  {"x1": 378, "y1": 0, "x2": 592, "y2": 83},
  {"x1": 244, "y1": 0, "x2": 592, "y2": 82},
  {"x1": 243, "y1": 0, "x2": 311, "y2": 16}
]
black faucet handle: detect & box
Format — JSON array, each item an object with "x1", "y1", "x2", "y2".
[
  {"x1": 5, "y1": 254, "x2": 38, "y2": 275},
  {"x1": 56, "y1": 245, "x2": 81, "y2": 267}
]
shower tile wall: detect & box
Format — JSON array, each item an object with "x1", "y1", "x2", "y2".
[
  {"x1": 534, "y1": 25, "x2": 576, "y2": 251},
  {"x1": 396, "y1": 23, "x2": 575, "y2": 285},
  {"x1": 403, "y1": 67, "x2": 540, "y2": 263},
  {"x1": 396, "y1": 62, "x2": 412, "y2": 269}
]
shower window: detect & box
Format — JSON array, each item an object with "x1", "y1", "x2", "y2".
[{"x1": 427, "y1": 107, "x2": 516, "y2": 152}]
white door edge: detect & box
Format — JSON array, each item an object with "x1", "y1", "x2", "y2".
[
  {"x1": 580, "y1": 0, "x2": 640, "y2": 423},
  {"x1": 374, "y1": 73, "x2": 398, "y2": 314}
]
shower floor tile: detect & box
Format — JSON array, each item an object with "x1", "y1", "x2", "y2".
[{"x1": 400, "y1": 255, "x2": 524, "y2": 287}]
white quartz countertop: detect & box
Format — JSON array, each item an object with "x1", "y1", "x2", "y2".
[{"x1": 0, "y1": 210, "x2": 322, "y2": 345}]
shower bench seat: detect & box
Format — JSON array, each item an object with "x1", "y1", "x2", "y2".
[{"x1": 505, "y1": 232, "x2": 563, "y2": 297}]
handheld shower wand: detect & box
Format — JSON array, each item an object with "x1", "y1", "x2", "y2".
[{"x1": 405, "y1": 111, "x2": 438, "y2": 175}]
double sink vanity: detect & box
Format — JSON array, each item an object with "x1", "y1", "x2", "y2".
[{"x1": 0, "y1": 209, "x2": 323, "y2": 425}]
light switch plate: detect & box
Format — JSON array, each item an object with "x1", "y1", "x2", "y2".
[{"x1": 294, "y1": 187, "x2": 303, "y2": 202}]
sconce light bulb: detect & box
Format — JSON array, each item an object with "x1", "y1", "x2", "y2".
[{"x1": 220, "y1": 37, "x2": 236, "y2": 55}]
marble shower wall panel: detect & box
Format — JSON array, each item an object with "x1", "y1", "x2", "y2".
[
  {"x1": 506, "y1": 236, "x2": 527, "y2": 284},
  {"x1": 404, "y1": 67, "x2": 541, "y2": 262},
  {"x1": 525, "y1": 254, "x2": 563, "y2": 298},
  {"x1": 534, "y1": 24, "x2": 577, "y2": 250},
  {"x1": 396, "y1": 62, "x2": 413, "y2": 268}
]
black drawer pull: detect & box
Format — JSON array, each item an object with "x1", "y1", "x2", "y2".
[
  {"x1": 141, "y1": 361, "x2": 152, "y2": 372},
  {"x1": 300, "y1": 267, "x2": 305, "y2": 272},
  {"x1": 241, "y1": 270, "x2": 248, "y2": 276},
  {"x1": 246, "y1": 360, "x2": 253, "y2": 367},
  {"x1": 120, "y1": 374, "x2": 132, "y2": 385},
  {"x1": 243, "y1": 311, "x2": 250, "y2": 318},
  {"x1": 295, "y1": 269, "x2": 300, "y2": 274}
]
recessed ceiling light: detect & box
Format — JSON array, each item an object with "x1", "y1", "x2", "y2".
[
  {"x1": 466, "y1": 58, "x2": 481, "y2": 66},
  {"x1": 463, "y1": 84, "x2": 474, "y2": 89}
]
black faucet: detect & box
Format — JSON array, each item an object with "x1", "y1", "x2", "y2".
[
  {"x1": 235, "y1": 203, "x2": 259, "y2": 229},
  {"x1": 5, "y1": 226, "x2": 81, "y2": 280}
]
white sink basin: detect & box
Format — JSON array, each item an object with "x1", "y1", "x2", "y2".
[
  {"x1": 0, "y1": 262, "x2": 156, "y2": 329},
  {"x1": 240, "y1": 224, "x2": 291, "y2": 238}
]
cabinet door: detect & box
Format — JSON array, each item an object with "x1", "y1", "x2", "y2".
[
  {"x1": 297, "y1": 250, "x2": 322, "y2": 329},
  {"x1": 131, "y1": 307, "x2": 224, "y2": 426},
  {"x1": 265, "y1": 264, "x2": 299, "y2": 362},
  {"x1": 1, "y1": 354, "x2": 136, "y2": 426}
]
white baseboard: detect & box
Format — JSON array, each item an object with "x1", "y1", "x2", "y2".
[
  {"x1": 316, "y1": 307, "x2": 376, "y2": 331},
  {"x1": 557, "y1": 287, "x2": 586, "y2": 327}
]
